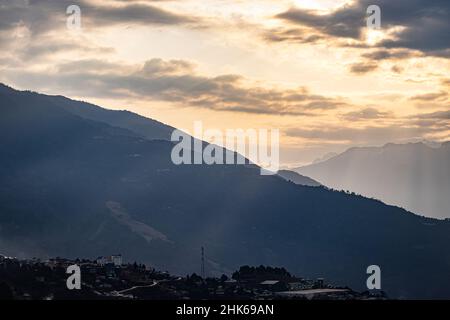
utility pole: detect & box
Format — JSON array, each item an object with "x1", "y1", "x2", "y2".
[{"x1": 201, "y1": 246, "x2": 205, "y2": 279}]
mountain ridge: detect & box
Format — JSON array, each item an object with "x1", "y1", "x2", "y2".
[
  {"x1": 0, "y1": 83, "x2": 174, "y2": 141},
  {"x1": 295, "y1": 141, "x2": 450, "y2": 219},
  {"x1": 277, "y1": 170, "x2": 322, "y2": 187}
]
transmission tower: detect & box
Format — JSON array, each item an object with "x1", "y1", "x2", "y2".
[{"x1": 201, "y1": 246, "x2": 205, "y2": 279}]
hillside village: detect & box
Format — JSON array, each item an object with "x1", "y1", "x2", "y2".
[{"x1": 0, "y1": 254, "x2": 386, "y2": 300}]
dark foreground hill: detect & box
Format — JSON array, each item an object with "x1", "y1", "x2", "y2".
[{"x1": 1, "y1": 84, "x2": 450, "y2": 299}]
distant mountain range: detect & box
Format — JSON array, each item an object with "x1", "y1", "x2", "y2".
[
  {"x1": 295, "y1": 142, "x2": 450, "y2": 219},
  {"x1": 312, "y1": 152, "x2": 338, "y2": 164},
  {"x1": 1, "y1": 83, "x2": 450, "y2": 298}
]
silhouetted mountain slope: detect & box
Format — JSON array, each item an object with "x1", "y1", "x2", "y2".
[
  {"x1": 277, "y1": 170, "x2": 321, "y2": 187},
  {"x1": 1, "y1": 84, "x2": 450, "y2": 298},
  {"x1": 295, "y1": 143, "x2": 450, "y2": 219},
  {"x1": 0, "y1": 84, "x2": 174, "y2": 141},
  {"x1": 58, "y1": 98, "x2": 175, "y2": 141}
]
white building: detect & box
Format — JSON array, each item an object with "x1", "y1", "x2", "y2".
[
  {"x1": 96, "y1": 254, "x2": 122, "y2": 266},
  {"x1": 111, "y1": 254, "x2": 122, "y2": 266}
]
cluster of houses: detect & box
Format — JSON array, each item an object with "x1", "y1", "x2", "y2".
[
  {"x1": 0, "y1": 254, "x2": 385, "y2": 300},
  {"x1": 96, "y1": 255, "x2": 123, "y2": 267}
]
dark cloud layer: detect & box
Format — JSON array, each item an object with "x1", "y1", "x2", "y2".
[
  {"x1": 0, "y1": 0, "x2": 196, "y2": 37},
  {"x1": 273, "y1": 0, "x2": 450, "y2": 58},
  {"x1": 277, "y1": 6, "x2": 364, "y2": 39},
  {"x1": 4, "y1": 58, "x2": 347, "y2": 116},
  {"x1": 84, "y1": 2, "x2": 195, "y2": 27},
  {"x1": 361, "y1": 49, "x2": 420, "y2": 61}
]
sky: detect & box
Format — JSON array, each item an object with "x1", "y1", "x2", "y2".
[{"x1": 0, "y1": 0, "x2": 449, "y2": 166}]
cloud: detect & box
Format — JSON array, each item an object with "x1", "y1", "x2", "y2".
[
  {"x1": 341, "y1": 107, "x2": 393, "y2": 121},
  {"x1": 0, "y1": 0, "x2": 197, "y2": 37},
  {"x1": 361, "y1": 49, "x2": 420, "y2": 61},
  {"x1": 3, "y1": 58, "x2": 348, "y2": 116},
  {"x1": 276, "y1": 7, "x2": 363, "y2": 39},
  {"x1": 274, "y1": 0, "x2": 450, "y2": 58},
  {"x1": 408, "y1": 110, "x2": 450, "y2": 130},
  {"x1": 23, "y1": 36, "x2": 115, "y2": 61},
  {"x1": 346, "y1": 49, "x2": 418, "y2": 74},
  {"x1": 349, "y1": 62, "x2": 378, "y2": 74},
  {"x1": 285, "y1": 124, "x2": 445, "y2": 144},
  {"x1": 412, "y1": 110, "x2": 450, "y2": 120},
  {"x1": 391, "y1": 65, "x2": 403, "y2": 73},
  {"x1": 262, "y1": 27, "x2": 324, "y2": 44},
  {"x1": 346, "y1": 47, "x2": 437, "y2": 75},
  {"x1": 82, "y1": 2, "x2": 196, "y2": 27},
  {"x1": 0, "y1": 0, "x2": 201, "y2": 63},
  {"x1": 140, "y1": 58, "x2": 195, "y2": 75},
  {"x1": 410, "y1": 91, "x2": 448, "y2": 102},
  {"x1": 285, "y1": 106, "x2": 450, "y2": 145}
]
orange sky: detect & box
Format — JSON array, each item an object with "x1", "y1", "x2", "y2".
[{"x1": 0, "y1": 0, "x2": 448, "y2": 166}]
